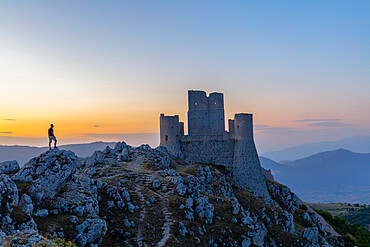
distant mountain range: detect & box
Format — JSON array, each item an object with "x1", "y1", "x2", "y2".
[
  {"x1": 0, "y1": 142, "x2": 116, "y2": 166},
  {"x1": 261, "y1": 136, "x2": 370, "y2": 162},
  {"x1": 260, "y1": 149, "x2": 370, "y2": 204}
]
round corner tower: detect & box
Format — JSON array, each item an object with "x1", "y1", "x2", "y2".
[
  {"x1": 234, "y1": 113, "x2": 254, "y2": 141},
  {"x1": 160, "y1": 114, "x2": 182, "y2": 155}
]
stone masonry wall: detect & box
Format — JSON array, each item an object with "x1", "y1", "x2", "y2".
[
  {"x1": 180, "y1": 135, "x2": 234, "y2": 167},
  {"x1": 232, "y1": 140, "x2": 271, "y2": 202}
]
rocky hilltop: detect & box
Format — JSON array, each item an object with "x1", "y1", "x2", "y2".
[{"x1": 0, "y1": 142, "x2": 344, "y2": 246}]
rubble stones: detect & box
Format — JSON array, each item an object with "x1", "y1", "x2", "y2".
[
  {"x1": 70, "y1": 216, "x2": 79, "y2": 224},
  {"x1": 178, "y1": 222, "x2": 188, "y2": 236},
  {"x1": 195, "y1": 196, "x2": 214, "y2": 224}
]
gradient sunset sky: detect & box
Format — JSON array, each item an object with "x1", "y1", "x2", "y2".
[{"x1": 1, "y1": 1, "x2": 369, "y2": 152}]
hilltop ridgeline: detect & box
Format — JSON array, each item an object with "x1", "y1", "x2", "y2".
[{"x1": 0, "y1": 142, "x2": 344, "y2": 246}]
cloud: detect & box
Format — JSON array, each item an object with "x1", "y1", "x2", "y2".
[
  {"x1": 3, "y1": 119, "x2": 16, "y2": 121},
  {"x1": 308, "y1": 122, "x2": 352, "y2": 127},
  {"x1": 0, "y1": 132, "x2": 12, "y2": 134},
  {"x1": 254, "y1": 124, "x2": 270, "y2": 130},
  {"x1": 93, "y1": 125, "x2": 100, "y2": 127},
  {"x1": 297, "y1": 118, "x2": 342, "y2": 122}
]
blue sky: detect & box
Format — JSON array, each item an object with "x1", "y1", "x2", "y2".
[{"x1": 1, "y1": 1, "x2": 369, "y2": 151}]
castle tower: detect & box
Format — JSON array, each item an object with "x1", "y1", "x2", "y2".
[
  {"x1": 208, "y1": 92, "x2": 225, "y2": 135},
  {"x1": 234, "y1": 113, "x2": 253, "y2": 141},
  {"x1": 187, "y1": 90, "x2": 210, "y2": 136},
  {"x1": 232, "y1": 113, "x2": 271, "y2": 201},
  {"x1": 187, "y1": 90, "x2": 225, "y2": 136},
  {"x1": 159, "y1": 114, "x2": 182, "y2": 155}
]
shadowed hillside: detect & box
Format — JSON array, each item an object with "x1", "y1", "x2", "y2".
[{"x1": 260, "y1": 149, "x2": 370, "y2": 204}]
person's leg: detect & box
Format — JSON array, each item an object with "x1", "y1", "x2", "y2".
[
  {"x1": 54, "y1": 138, "x2": 57, "y2": 148},
  {"x1": 49, "y1": 138, "x2": 52, "y2": 150}
]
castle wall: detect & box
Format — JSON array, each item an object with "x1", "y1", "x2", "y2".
[
  {"x1": 180, "y1": 134, "x2": 234, "y2": 166},
  {"x1": 228, "y1": 119, "x2": 235, "y2": 137}
]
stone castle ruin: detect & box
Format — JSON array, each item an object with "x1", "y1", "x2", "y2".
[{"x1": 160, "y1": 90, "x2": 270, "y2": 201}]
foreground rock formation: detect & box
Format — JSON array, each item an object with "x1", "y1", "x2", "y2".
[{"x1": 0, "y1": 142, "x2": 345, "y2": 246}]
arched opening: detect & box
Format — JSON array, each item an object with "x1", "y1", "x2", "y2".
[{"x1": 165, "y1": 135, "x2": 168, "y2": 141}]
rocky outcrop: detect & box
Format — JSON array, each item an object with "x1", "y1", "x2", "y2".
[
  {"x1": 0, "y1": 142, "x2": 345, "y2": 247},
  {"x1": 13, "y1": 149, "x2": 81, "y2": 205},
  {"x1": 267, "y1": 181, "x2": 301, "y2": 212}
]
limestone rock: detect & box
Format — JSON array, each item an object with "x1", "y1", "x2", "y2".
[
  {"x1": 34, "y1": 209, "x2": 48, "y2": 218},
  {"x1": 178, "y1": 221, "x2": 188, "y2": 236},
  {"x1": 0, "y1": 160, "x2": 20, "y2": 175},
  {"x1": 69, "y1": 216, "x2": 79, "y2": 224},
  {"x1": 248, "y1": 222, "x2": 267, "y2": 247},
  {"x1": 152, "y1": 179, "x2": 161, "y2": 189},
  {"x1": 75, "y1": 219, "x2": 107, "y2": 246},
  {"x1": 0, "y1": 174, "x2": 19, "y2": 207},
  {"x1": 176, "y1": 183, "x2": 187, "y2": 196},
  {"x1": 51, "y1": 177, "x2": 99, "y2": 217},
  {"x1": 301, "y1": 226, "x2": 319, "y2": 245},
  {"x1": 195, "y1": 196, "x2": 214, "y2": 224},
  {"x1": 283, "y1": 211, "x2": 295, "y2": 233},
  {"x1": 19, "y1": 194, "x2": 33, "y2": 215},
  {"x1": 1, "y1": 230, "x2": 54, "y2": 246},
  {"x1": 13, "y1": 149, "x2": 81, "y2": 206}
]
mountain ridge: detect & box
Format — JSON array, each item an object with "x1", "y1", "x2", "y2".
[{"x1": 261, "y1": 136, "x2": 370, "y2": 162}]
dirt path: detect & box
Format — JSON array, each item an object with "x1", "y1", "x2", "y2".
[
  {"x1": 135, "y1": 181, "x2": 146, "y2": 247},
  {"x1": 154, "y1": 191, "x2": 173, "y2": 247},
  {"x1": 126, "y1": 158, "x2": 173, "y2": 246}
]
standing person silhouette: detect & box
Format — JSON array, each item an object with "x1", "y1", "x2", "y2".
[{"x1": 48, "y1": 124, "x2": 57, "y2": 150}]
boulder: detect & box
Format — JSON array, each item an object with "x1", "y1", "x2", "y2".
[
  {"x1": 0, "y1": 174, "x2": 19, "y2": 207},
  {"x1": 34, "y1": 209, "x2": 48, "y2": 218},
  {"x1": 19, "y1": 194, "x2": 33, "y2": 215},
  {"x1": 176, "y1": 183, "x2": 187, "y2": 196},
  {"x1": 152, "y1": 180, "x2": 161, "y2": 189},
  {"x1": 0, "y1": 160, "x2": 20, "y2": 175},
  {"x1": 75, "y1": 219, "x2": 107, "y2": 246}
]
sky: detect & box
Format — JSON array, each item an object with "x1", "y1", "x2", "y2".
[{"x1": 1, "y1": 1, "x2": 369, "y2": 153}]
